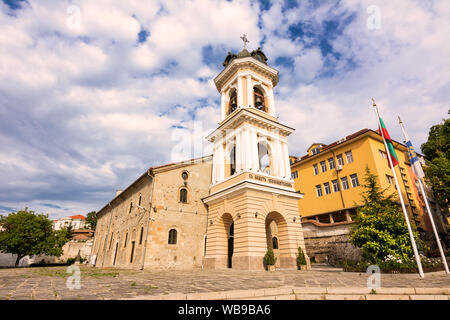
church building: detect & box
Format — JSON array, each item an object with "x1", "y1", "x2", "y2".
[{"x1": 91, "y1": 45, "x2": 309, "y2": 270}]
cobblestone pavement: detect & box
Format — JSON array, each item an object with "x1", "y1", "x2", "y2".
[{"x1": 0, "y1": 266, "x2": 449, "y2": 300}]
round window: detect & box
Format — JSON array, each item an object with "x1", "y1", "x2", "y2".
[{"x1": 182, "y1": 171, "x2": 189, "y2": 180}]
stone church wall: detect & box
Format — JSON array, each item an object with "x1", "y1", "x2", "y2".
[{"x1": 92, "y1": 157, "x2": 212, "y2": 270}]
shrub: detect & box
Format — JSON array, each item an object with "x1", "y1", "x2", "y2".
[
  {"x1": 297, "y1": 247, "x2": 306, "y2": 267},
  {"x1": 66, "y1": 258, "x2": 76, "y2": 265},
  {"x1": 263, "y1": 248, "x2": 276, "y2": 266}
]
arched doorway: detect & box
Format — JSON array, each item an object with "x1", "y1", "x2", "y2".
[
  {"x1": 220, "y1": 213, "x2": 234, "y2": 269},
  {"x1": 228, "y1": 222, "x2": 234, "y2": 268},
  {"x1": 265, "y1": 212, "x2": 288, "y2": 268}
]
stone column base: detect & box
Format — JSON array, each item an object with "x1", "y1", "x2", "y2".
[
  {"x1": 203, "y1": 256, "x2": 227, "y2": 269},
  {"x1": 279, "y1": 257, "x2": 298, "y2": 270}
]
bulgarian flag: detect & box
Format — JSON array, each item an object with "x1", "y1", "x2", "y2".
[{"x1": 379, "y1": 117, "x2": 399, "y2": 167}]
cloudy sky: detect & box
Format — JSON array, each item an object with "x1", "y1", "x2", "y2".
[{"x1": 0, "y1": 0, "x2": 448, "y2": 218}]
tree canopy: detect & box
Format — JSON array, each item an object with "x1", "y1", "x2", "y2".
[
  {"x1": 0, "y1": 208, "x2": 71, "y2": 266},
  {"x1": 421, "y1": 117, "x2": 450, "y2": 208},
  {"x1": 349, "y1": 167, "x2": 418, "y2": 263},
  {"x1": 85, "y1": 211, "x2": 97, "y2": 230}
]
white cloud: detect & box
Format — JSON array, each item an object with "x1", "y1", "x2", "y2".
[{"x1": 0, "y1": 0, "x2": 448, "y2": 216}]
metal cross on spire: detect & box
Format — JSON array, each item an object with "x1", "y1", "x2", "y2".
[{"x1": 240, "y1": 34, "x2": 249, "y2": 50}]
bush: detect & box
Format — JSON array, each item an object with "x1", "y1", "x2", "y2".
[
  {"x1": 297, "y1": 247, "x2": 306, "y2": 267},
  {"x1": 263, "y1": 248, "x2": 276, "y2": 266},
  {"x1": 66, "y1": 258, "x2": 76, "y2": 265}
]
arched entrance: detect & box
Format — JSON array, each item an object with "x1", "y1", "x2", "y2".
[
  {"x1": 265, "y1": 212, "x2": 288, "y2": 268},
  {"x1": 220, "y1": 213, "x2": 234, "y2": 269}
]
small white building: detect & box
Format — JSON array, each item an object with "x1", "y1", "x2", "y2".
[{"x1": 53, "y1": 215, "x2": 87, "y2": 230}]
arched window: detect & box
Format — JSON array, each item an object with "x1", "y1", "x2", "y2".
[
  {"x1": 254, "y1": 87, "x2": 266, "y2": 112},
  {"x1": 180, "y1": 188, "x2": 187, "y2": 203},
  {"x1": 229, "y1": 90, "x2": 237, "y2": 114},
  {"x1": 168, "y1": 229, "x2": 177, "y2": 245},
  {"x1": 272, "y1": 236, "x2": 278, "y2": 249},
  {"x1": 258, "y1": 142, "x2": 270, "y2": 174},
  {"x1": 230, "y1": 146, "x2": 236, "y2": 175}
]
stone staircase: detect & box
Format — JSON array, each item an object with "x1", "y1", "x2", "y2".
[
  {"x1": 127, "y1": 286, "x2": 450, "y2": 300},
  {"x1": 310, "y1": 263, "x2": 344, "y2": 272}
]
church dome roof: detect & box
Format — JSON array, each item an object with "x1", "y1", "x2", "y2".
[{"x1": 222, "y1": 47, "x2": 268, "y2": 68}]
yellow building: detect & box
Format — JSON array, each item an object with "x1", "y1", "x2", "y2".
[{"x1": 290, "y1": 128, "x2": 428, "y2": 233}]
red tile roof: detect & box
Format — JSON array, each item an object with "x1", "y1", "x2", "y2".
[{"x1": 69, "y1": 215, "x2": 86, "y2": 220}]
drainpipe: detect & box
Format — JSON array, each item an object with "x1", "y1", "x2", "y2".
[
  {"x1": 141, "y1": 170, "x2": 155, "y2": 270},
  {"x1": 332, "y1": 150, "x2": 346, "y2": 212}
]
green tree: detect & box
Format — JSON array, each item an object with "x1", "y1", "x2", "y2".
[
  {"x1": 349, "y1": 167, "x2": 418, "y2": 263},
  {"x1": 421, "y1": 117, "x2": 450, "y2": 208},
  {"x1": 0, "y1": 208, "x2": 71, "y2": 266},
  {"x1": 263, "y1": 248, "x2": 276, "y2": 266},
  {"x1": 85, "y1": 211, "x2": 97, "y2": 230}
]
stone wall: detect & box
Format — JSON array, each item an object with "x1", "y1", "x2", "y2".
[
  {"x1": 92, "y1": 157, "x2": 212, "y2": 270},
  {"x1": 56, "y1": 240, "x2": 93, "y2": 263},
  {"x1": 302, "y1": 221, "x2": 361, "y2": 265}
]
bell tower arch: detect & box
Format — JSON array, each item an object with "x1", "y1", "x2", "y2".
[{"x1": 203, "y1": 40, "x2": 309, "y2": 270}]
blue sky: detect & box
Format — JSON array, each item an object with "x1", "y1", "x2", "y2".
[{"x1": 0, "y1": 0, "x2": 448, "y2": 218}]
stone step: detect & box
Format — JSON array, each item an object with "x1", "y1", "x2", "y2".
[
  {"x1": 310, "y1": 263, "x2": 343, "y2": 272},
  {"x1": 127, "y1": 287, "x2": 450, "y2": 300}
]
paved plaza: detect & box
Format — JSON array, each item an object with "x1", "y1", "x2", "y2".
[{"x1": 0, "y1": 265, "x2": 449, "y2": 300}]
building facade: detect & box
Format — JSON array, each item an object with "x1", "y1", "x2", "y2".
[
  {"x1": 91, "y1": 47, "x2": 308, "y2": 270},
  {"x1": 289, "y1": 128, "x2": 447, "y2": 262},
  {"x1": 53, "y1": 215, "x2": 88, "y2": 230}
]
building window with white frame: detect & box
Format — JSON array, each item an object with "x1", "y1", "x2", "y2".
[
  {"x1": 328, "y1": 157, "x2": 335, "y2": 170},
  {"x1": 332, "y1": 179, "x2": 340, "y2": 192},
  {"x1": 324, "y1": 182, "x2": 331, "y2": 195},
  {"x1": 313, "y1": 164, "x2": 319, "y2": 175},
  {"x1": 341, "y1": 177, "x2": 349, "y2": 190},
  {"x1": 386, "y1": 175, "x2": 394, "y2": 185},
  {"x1": 345, "y1": 151, "x2": 354, "y2": 163},
  {"x1": 350, "y1": 174, "x2": 359, "y2": 187},
  {"x1": 291, "y1": 171, "x2": 298, "y2": 179},
  {"x1": 316, "y1": 185, "x2": 323, "y2": 197},
  {"x1": 337, "y1": 154, "x2": 344, "y2": 166},
  {"x1": 320, "y1": 161, "x2": 327, "y2": 172},
  {"x1": 379, "y1": 149, "x2": 387, "y2": 159}
]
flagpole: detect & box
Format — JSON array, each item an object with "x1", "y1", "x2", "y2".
[
  {"x1": 372, "y1": 99, "x2": 424, "y2": 278},
  {"x1": 398, "y1": 116, "x2": 449, "y2": 274}
]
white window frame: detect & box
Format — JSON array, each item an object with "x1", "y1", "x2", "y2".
[
  {"x1": 341, "y1": 177, "x2": 349, "y2": 190},
  {"x1": 313, "y1": 164, "x2": 319, "y2": 175},
  {"x1": 328, "y1": 158, "x2": 335, "y2": 170},
  {"x1": 320, "y1": 161, "x2": 327, "y2": 173},
  {"x1": 324, "y1": 182, "x2": 331, "y2": 195},
  {"x1": 337, "y1": 154, "x2": 344, "y2": 166},
  {"x1": 316, "y1": 185, "x2": 323, "y2": 197},
  {"x1": 345, "y1": 151, "x2": 354, "y2": 163},
  {"x1": 332, "y1": 179, "x2": 340, "y2": 192},
  {"x1": 350, "y1": 174, "x2": 359, "y2": 187}
]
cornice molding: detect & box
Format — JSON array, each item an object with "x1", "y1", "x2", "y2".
[{"x1": 214, "y1": 57, "x2": 279, "y2": 92}]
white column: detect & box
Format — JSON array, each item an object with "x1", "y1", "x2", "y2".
[
  {"x1": 282, "y1": 141, "x2": 291, "y2": 180},
  {"x1": 243, "y1": 129, "x2": 252, "y2": 171},
  {"x1": 217, "y1": 142, "x2": 224, "y2": 181},
  {"x1": 250, "y1": 129, "x2": 259, "y2": 172},
  {"x1": 212, "y1": 145, "x2": 218, "y2": 183},
  {"x1": 237, "y1": 76, "x2": 244, "y2": 108},
  {"x1": 235, "y1": 131, "x2": 243, "y2": 172},
  {"x1": 220, "y1": 91, "x2": 226, "y2": 121},
  {"x1": 268, "y1": 85, "x2": 276, "y2": 116},
  {"x1": 246, "y1": 75, "x2": 252, "y2": 108},
  {"x1": 272, "y1": 138, "x2": 283, "y2": 178}
]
